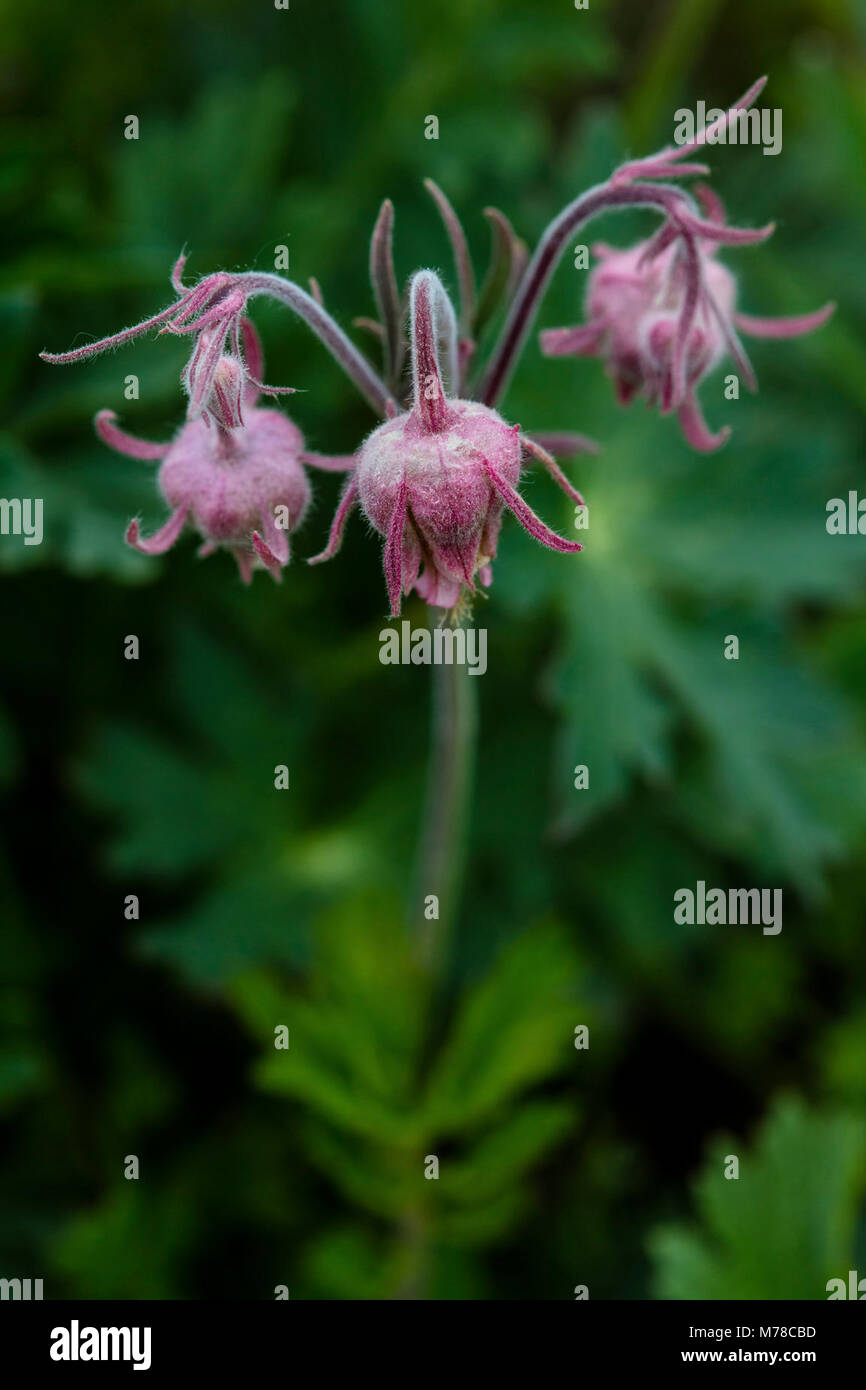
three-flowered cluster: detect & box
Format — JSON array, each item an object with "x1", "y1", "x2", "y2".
[{"x1": 41, "y1": 77, "x2": 832, "y2": 614}]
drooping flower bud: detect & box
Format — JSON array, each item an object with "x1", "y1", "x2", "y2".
[
  {"x1": 356, "y1": 399, "x2": 522, "y2": 610},
  {"x1": 311, "y1": 271, "x2": 583, "y2": 616},
  {"x1": 95, "y1": 320, "x2": 313, "y2": 581},
  {"x1": 541, "y1": 188, "x2": 834, "y2": 451},
  {"x1": 40, "y1": 258, "x2": 368, "y2": 581},
  {"x1": 185, "y1": 338, "x2": 247, "y2": 431}
]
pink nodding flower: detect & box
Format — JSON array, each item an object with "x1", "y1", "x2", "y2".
[
  {"x1": 541, "y1": 132, "x2": 834, "y2": 452},
  {"x1": 40, "y1": 256, "x2": 360, "y2": 581},
  {"x1": 95, "y1": 319, "x2": 312, "y2": 581},
  {"x1": 310, "y1": 270, "x2": 584, "y2": 617}
]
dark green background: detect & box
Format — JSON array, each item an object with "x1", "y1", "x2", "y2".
[{"x1": 2, "y1": 0, "x2": 866, "y2": 1299}]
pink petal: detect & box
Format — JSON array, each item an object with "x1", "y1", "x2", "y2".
[
  {"x1": 237, "y1": 315, "x2": 297, "y2": 401},
  {"x1": 166, "y1": 275, "x2": 231, "y2": 330},
  {"x1": 252, "y1": 531, "x2": 284, "y2": 581},
  {"x1": 299, "y1": 451, "x2": 357, "y2": 472},
  {"x1": 415, "y1": 566, "x2": 461, "y2": 609},
  {"x1": 212, "y1": 370, "x2": 244, "y2": 430},
  {"x1": 677, "y1": 394, "x2": 730, "y2": 452},
  {"x1": 688, "y1": 76, "x2": 768, "y2": 153},
  {"x1": 169, "y1": 288, "x2": 246, "y2": 337},
  {"x1": 240, "y1": 317, "x2": 265, "y2": 405},
  {"x1": 234, "y1": 547, "x2": 254, "y2": 585},
  {"x1": 613, "y1": 77, "x2": 765, "y2": 188},
  {"x1": 613, "y1": 373, "x2": 640, "y2": 406},
  {"x1": 126, "y1": 506, "x2": 189, "y2": 555},
  {"x1": 539, "y1": 322, "x2": 605, "y2": 357},
  {"x1": 308, "y1": 479, "x2": 358, "y2": 565},
  {"x1": 703, "y1": 290, "x2": 757, "y2": 392},
  {"x1": 695, "y1": 184, "x2": 726, "y2": 225},
  {"x1": 677, "y1": 213, "x2": 775, "y2": 246},
  {"x1": 171, "y1": 252, "x2": 188, "y2": 293},
  {"x1": 521, "y1": 435, "x2": 586, "y2": 506},
  {"x1": 483, "y1": 459, "x2": 582, "y2": 553},
  {"x1": 260, "y1": 507, "x2": 290, "y2": 565},
  {"x1": 184, "y1": 325, "x2": 229, "y2": 420},
  {"x1": 530, "y1": 431, "x2": 599, "y2": 457},
  {"x1": 246, "y1": 377, "x2": 297, "y2": 398},
  {"x1": 383, "y1": 478, "x2": 408, "y2": 617},
  {"x1": 670, "y1": 234, "x2": 701, "y2": 407},
  {"x1": 612, "y1": 158, "x2": 711, "y2": 185},
  {"x1": 733, "y1": 303, "x2": 835, "y2": 338},
  {"x1": 637, "y1": 222, "x2": 680, "y2": 268},
  {"x1": 95, "y1": 410, "x2": 169, "y2": 460},
  {"x1": 40, "y1": 299, "x2": 181, "y2": 364}
]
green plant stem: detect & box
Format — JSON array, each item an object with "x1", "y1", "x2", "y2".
[
  {"x1": 395, "y1": 636, "x2": 477, "y2": 1300},
  {"x1": 413, "y1": 632, "x2": 478, "y2": 977}
]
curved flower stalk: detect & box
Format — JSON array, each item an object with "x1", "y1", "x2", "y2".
[
  {"x1": 310, "y1": 270, "x2": 583, "y2": 617},
  {"x1": 41, "y1": 253, "x2": 397, "y2": 420}
]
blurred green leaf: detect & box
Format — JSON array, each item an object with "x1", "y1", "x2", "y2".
[
  {"x1": 424, "y1": 924, "x2": 582, "y2": 1131},
  {"x1": 650, "y1": 1096, "x2": 866, "y2": 1299},
  {"x1": 54, "y1": 1182, "x2": 195, "y2": 1300},
  {"x1": 114, "y1": 73, "x2": 298, "y2": 257}
]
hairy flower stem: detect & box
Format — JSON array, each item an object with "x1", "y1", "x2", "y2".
[
  {"x1": 413, "y1": 629, "x2": 478, "y2": 977},
  {"x1": 238, "y1": 273, "x2": 396, "y2": 417},
  {"x1": 480, "y1": 180, "x2": 697, "y2": 407}
]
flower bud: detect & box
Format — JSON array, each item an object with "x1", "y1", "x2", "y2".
[
  {"x1": 541, "y1": 201, "x2": 833, "y2": 451},
  {"x1": 312, "y1": 271, "x2": 582, "y2": 615},
  {"x1": 356, "y1": 399, "x2": 522, "y2": 610},
  {"x1": 94, "y1": 320, "x2": 312, "y2": 581}
]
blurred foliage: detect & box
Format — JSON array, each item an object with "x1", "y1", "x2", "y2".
[
  {"x1": 1, "y1": 0, "x2": 866, "y2": 1299},
  {"x1": 651, "y1": 1097, "x2": 866, "y2": 1299},
  {"x1": 232, "y1": 903, "x2": 583, "y2": 1296}
]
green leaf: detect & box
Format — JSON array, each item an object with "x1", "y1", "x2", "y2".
[
  {"x1": 496, "y1": 405, "x2": 866, "y2": 889},
  {"x1": 441, "y1": 1100, "x2": 575, "y2": 1204},
  {"x1": 75, "y1": 722, "x2": 240, "y2": 876},
  {"x1": 650, "y1": 1096, "x2": 866, "y2": 1299},
  {"x1": 53, "y1": 1182, "x2": 195, "y2": 1300},
  {"x1": 113, "y1": 73, "x2": 298, "y2": 257},
  {"x1": 139, "y1": 868, "x2": 314, "y2": 986},
  {"x1": 424, "y1": 924, "x2": 581, "y2": 1131},
  {"x1": 246, "y1": 894, "x2": 426, "y2": 1143}
]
